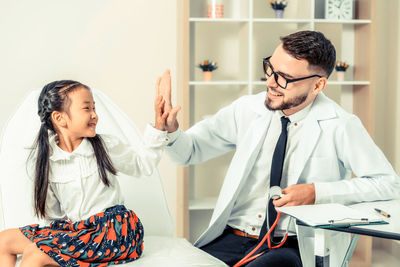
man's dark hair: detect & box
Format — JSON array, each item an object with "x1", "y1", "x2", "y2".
[{"x1": 280, "y1": 31, "x2": 336, "y2": 78}]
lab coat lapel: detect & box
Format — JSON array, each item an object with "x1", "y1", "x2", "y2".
[
  {"x1": 231, "y1": 112, "x2": 273, "y2": 193},
  {"x1": 209, "y1": 111, "x2": 273, "y2": 225},
  {"x1": 290, "y1": 93, "x2": 336, "y2": 182},
  {"x1": 197, "y1": 111, "x2": 273, "y2": 247}
]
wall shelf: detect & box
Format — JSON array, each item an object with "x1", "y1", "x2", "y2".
[
  {"x1": 189, "y1": 81, "x2": 371, "y2": 86},
  {"x1": 189, "y1": 18, "x2": 249, "y2": 22},
  {"x1": 189, "y1": 18, "x2": 371, "y2": 24},
  {"x1": 189, "y1": 197, "x2": 218, "y2": 210},
  {"x1": 252, "y1": 80, "x2": 371, "y2": 86},
  {"x1": 189, "y1": 81, "x2": 249, "y2": 86},
  {"x1": 327, "y1": 81, "x2": 371, "y2": 85},
  {"x1": 252, "y1": 18, "x2": 312, "y2": 23},
  {"x1": 314, "y1": 19, "x2": 371, "y2": 24}
]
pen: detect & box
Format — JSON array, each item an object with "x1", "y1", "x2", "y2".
[{"x1": 374, "y1": 208, "x2": 391, "y2": 218}]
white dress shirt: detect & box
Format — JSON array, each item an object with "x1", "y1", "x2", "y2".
[
  {"x1": 44, "y1": 124, "x2": 168, "y2": 222},
  {"x1": 227, "y1": 103, "x2": 312, "y2": 237}
]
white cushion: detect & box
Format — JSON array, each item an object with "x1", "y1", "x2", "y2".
[
  {"x1": 15, "y1": 236, "x2": 227, "y2": 267},
  {"x1": 119, "y1": 236, "x2": 227, "y2": 266}
]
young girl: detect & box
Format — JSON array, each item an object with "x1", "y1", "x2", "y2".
[{"x1": 0, "y1": 80, "x2": 170, "y2": 267}]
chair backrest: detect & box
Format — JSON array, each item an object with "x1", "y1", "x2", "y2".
[{"x1": 0, "y1": 89, "x2": 173, "y2": 237}]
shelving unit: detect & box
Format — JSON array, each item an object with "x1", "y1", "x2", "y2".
[{"x1": 177, "y1": 0, "x2": 376, "y2": 266}]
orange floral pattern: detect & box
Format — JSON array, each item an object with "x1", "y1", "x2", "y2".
[{"x1": 20, "y1": 205, "x2": 143, "y2": 266}]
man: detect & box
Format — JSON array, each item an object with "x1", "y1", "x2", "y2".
[{"x1": 155, "y1": 31, "x2": 400, "y2": 266}]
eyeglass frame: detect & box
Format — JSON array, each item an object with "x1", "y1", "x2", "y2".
[{"x1": 263, "y1": 56, "x2": 323, "y2": 89}]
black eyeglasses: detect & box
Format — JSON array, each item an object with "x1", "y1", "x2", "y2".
[{"x1": 263, "y1": 56, "x2": 322, "y2": 89}]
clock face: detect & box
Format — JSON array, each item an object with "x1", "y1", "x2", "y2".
[{"x1": 326, "y1": 0, "x2": 353, "y2": 20}]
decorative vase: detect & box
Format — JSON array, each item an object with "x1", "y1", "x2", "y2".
[
  {"x1": 336, "y1": 71, "x2": 345, "y2": 81},
  {"x1": 203, "y1": 71, "x2": 213, "y2": 82},
  {"x1": 274, "y1": 9, "x2": 284, "y2": 18}
]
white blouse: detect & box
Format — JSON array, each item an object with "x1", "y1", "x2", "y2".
[{"x1": 44, "y1": 124, "x2": 167, "y2": 222}]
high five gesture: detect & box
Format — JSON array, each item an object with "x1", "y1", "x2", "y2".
[{"x1": 155, "y1": 69, "x2": 181, "y2": 132}]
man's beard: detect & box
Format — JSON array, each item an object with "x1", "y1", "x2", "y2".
[{"x1": 264, "y1": 87, "x2": 308, "y2": 111}]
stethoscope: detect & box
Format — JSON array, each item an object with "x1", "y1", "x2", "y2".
[{"x1": 233, "y1": 186, "x2": 293, "y2": 267}]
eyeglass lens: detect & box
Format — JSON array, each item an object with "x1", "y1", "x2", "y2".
[{"x1": 264, "y1": 60, "x2": 287, "y2": 88}]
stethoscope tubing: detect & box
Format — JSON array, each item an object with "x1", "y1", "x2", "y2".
[{"x1": 233, "y1": 211, "x2": 288, "y2": 267}]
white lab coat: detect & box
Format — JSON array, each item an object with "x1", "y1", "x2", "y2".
[{"x1": 166, "y1": 91, "x2": 400, "y2": 264}]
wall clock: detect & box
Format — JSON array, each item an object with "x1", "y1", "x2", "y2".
[{"x1": 325, "y1": 0, "x2": 354, "y2": 20}]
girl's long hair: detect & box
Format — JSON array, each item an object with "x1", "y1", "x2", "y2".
[{"x1": 29, "y1": 80, "x2": 117, "y2": 218}]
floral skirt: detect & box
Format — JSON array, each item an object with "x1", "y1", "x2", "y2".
[{"x1": 19, "y1": 205, "x2": 144, "y2": 267}]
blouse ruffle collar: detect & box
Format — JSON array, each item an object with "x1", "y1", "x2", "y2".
[{"x1": 49, "y1": 135, "x2": 94, "y2": 161}]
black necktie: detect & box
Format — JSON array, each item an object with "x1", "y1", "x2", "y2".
[{"x1": 259, "y1": 116, "x2": 290, "y2": 242}]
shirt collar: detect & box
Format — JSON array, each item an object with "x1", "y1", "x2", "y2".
[
  {"x1": 49, "y1": 135, "x2": 94, "y2": 161},
  {"x1": 278, "y1": 102, "x2": 313, "y2": 123}
]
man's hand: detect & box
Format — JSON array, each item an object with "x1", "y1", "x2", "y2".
[
  {"x1": 155, "y1": 69, "x2": 181, "y2": 133},
  {"x1": 154, "y1": 95, "x2": 169, "y2": 131},
  {"x1": 273, "y1": 183, "x2": 316, "y2": 207}
]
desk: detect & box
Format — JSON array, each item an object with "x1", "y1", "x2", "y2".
[{"x1": 295, "y1": 199, "x2": 400, "y2": 267}]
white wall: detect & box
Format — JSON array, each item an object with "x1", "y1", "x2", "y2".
[
  {"x1": 373, "y1": 0, "x2": 400, "y2": 254},
  {"x1": 0, "y1": 0, "x2": 179, "y2": 230},
  {"x1": 396, "y1": 2, "x2": 400, "y2": 174},
  {"x1": 375, "y1": 0, "x2": 400, "y2": 173},
  {"x1": 375, "y1": 0, "x2": 399, "y2": 171}
]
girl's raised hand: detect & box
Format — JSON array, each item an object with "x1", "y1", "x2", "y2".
[{"x1": 155, "y1": 70, "x2": 181, "y2": 133}]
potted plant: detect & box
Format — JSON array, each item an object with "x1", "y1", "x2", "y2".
[
  {"x1": 335, "y1": 61, "x2": 349, "y2": 81},
  {"x1": 270, "y1": 0, "x2": 288, "y2": 18},
  {"x1": 198, "y1": 60, "x2": 218, "y2": 81}
]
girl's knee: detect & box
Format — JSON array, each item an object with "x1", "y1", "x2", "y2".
[
  {"x1": 0, "y1": 231, "x2": 7, "y2": 251},
  {"x1": 22, "y1": 243, "x2": 57, "y2": 265},
  {"x1": 0, "y1": 229, "x2": 16, "y2": 252},
  {"x1": 22, "y1": 243, "x2": 36, "y2": 256},
  {"x1": 21, "y1": 243, "x2": 41, "y2": 261},
  {"x1": 0, "y1": 228, "x2": 31, "y2": 255}
]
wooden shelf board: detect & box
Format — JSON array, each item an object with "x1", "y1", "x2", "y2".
[
  {"x1": 327, "y1": 81, "x2": 371, "y2": 85},
  {"x1": 253, "y1": 18, "x2": 312, "y2": 23},
  {"x1": 252, "y1": 81, "x2": 370, "y2": 86},
  {"x1": 189, "y1": 197, "x2": 218, "y2": 210},
  {"x1": 189, "y1": 18, "x2": 371, "y2": 24},
  {"x1": 189, "y1": 18, "x2": 249, "y2": 22},
  {"x1": 189, "y1": 81, "x2": 249, "y2": 86},
  {"x1": 314, "y1": 19, "x2": 371, "y2": 24}
]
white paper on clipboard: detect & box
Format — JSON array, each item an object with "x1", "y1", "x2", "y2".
[{"x1": 276, "y1": 203, "x2": 386, "y2": 227}]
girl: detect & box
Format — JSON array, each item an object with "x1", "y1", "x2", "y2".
[{"x1": 0, "y1": 80, "x2": 170, "y2": 267}]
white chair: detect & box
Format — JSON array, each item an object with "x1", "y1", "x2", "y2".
[{"x1": 0, "y1": 89, "x2": 227, "y2": 267}]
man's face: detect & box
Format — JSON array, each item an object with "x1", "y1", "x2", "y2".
[{"x1": 264, "y1": 44, "x2": 324, "y2": 116}]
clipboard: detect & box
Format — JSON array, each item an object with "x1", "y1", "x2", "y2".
[{"x1": 276, "y1": 203, "x2": 388, "y2": 228}]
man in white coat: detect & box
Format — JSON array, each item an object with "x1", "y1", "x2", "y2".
[{"x1": 155, "y1": 31, "x2": 400, "y2": 266}]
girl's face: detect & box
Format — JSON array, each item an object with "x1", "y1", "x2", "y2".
[{"x1": 63, "y1": 87, "x2": 98, "y2": 138}]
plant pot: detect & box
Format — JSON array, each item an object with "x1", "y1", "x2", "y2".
[
  {"x1": 274, "y1": 9, "x2": 284, "y2": 19},
  {"x1": 336, "y1": 71, "x2": 345, "y2": 81},
  {"x1": 203, "y1": 71, "x2": 213, "y2": 82}
]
